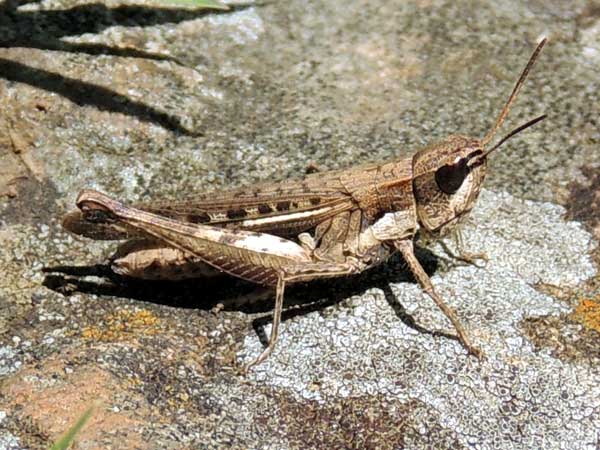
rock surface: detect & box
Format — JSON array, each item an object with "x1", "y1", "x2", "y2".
[{"x1": 1, "y1": 0, "x2": 599, "y2": 449}]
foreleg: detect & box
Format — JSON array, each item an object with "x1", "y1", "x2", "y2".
[{"x1": 439, "y1": 229, "x2": 488, "y2": 267}]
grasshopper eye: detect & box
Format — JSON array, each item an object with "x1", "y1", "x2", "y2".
[{"x1": 435, "y1": 157, "x2": 470, "y2": 195}]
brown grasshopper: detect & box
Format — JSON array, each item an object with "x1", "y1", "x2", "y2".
[{"x1": 62, "y1": 39, "x2": 547, "y2": 371}]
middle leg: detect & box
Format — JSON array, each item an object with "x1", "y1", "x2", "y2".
[
  {"x1": 394, "y1": 239, "x2": 483, "y2": 358},
  {"x1": 245, "y1": 258, "x2": 365, "y2": 372}
]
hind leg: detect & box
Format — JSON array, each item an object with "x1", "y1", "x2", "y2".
[{"x1": 75, "y1": 190, "x2": 368, "y2": 370}]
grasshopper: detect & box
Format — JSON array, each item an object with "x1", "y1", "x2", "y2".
[{"x1": 63, "y1": 38, "x2": 547, "y2": 371}]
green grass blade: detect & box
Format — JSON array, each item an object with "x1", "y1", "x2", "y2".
[{"x1": 49, "y1": 406, "x2": 94, "y2": 450}]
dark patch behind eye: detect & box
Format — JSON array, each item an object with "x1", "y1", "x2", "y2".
[{"x1": 435, "y1": 158, "x2": 470, "y2": 195}]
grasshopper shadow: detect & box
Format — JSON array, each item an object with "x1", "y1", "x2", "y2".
[
  {"x1": 43, "y1": 246, "x2": 458, "y2": 345},
  {"x1": 250, "y1": 247, "x2": 459, "y2": 346}
]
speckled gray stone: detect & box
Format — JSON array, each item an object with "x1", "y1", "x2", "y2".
[{"x1": 241, "y1": 190, "x2": 598, "y2": 449}]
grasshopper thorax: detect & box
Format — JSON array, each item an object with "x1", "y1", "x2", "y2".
[{"x1": 412, "y1": 135, "x2": 486, "y2": 235}]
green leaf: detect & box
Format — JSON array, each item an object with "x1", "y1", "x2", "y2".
[
  {"x1": 49, "y1": 405, "x2": 95, "y2": 450},
  {"x1": 158, "y1": 0, "x2": 229, "y2": 9}
]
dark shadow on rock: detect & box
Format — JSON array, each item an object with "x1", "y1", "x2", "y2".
[
  {"x1": 251, "y1": 246, "x2": 458, "y2": 346},
  {"x1": 0, "y1": 58, "x2": 198, "y2": 135},
  {"x1": 0, "y1": 1, "x2": 250, "y2": 61},
  {"x1": 0, "y1": 2, "x2": 252, "y2": 134},
  {"x1": 379, "y1": 246, "x2": 460, "y2": 342},
  {"x1": 43, "y1": 246, "x2": 448, "y2": 346},
  {"x1": 380, "y1": 284, "x2": 458, "y2": 342},
  {"x1": 42, "y1": 265, "x2": 258, "y2": 308}
]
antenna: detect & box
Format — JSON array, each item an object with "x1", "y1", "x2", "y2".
[
  {"x1": 473, "y1": 114, "x2": 546, "y2": 163},
  {"x1": 481, "y1": 37, "x2": 547, "y2": 146}
]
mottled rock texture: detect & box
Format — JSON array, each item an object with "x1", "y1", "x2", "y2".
[{"x1": 1, "y1": 0, "x2": 599, "y2": 449}]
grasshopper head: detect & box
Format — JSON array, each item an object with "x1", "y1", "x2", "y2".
[
  {"x1": 412, "y1": 38, "x2": 547, "y2": 235},
  {"x1": 412, "y1": 135, "x2": 487, "y2": 234}
]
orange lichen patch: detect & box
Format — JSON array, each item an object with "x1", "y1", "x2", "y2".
[
  {"x1": 572, "y1": 297, "x2": 600, "y2": 333},
  {"x1": 1, "y1": 352, "x2": 149, "y2": 450},
  {"x1": 81, "y1": 308, "x2": 160, "y2": 342}
]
